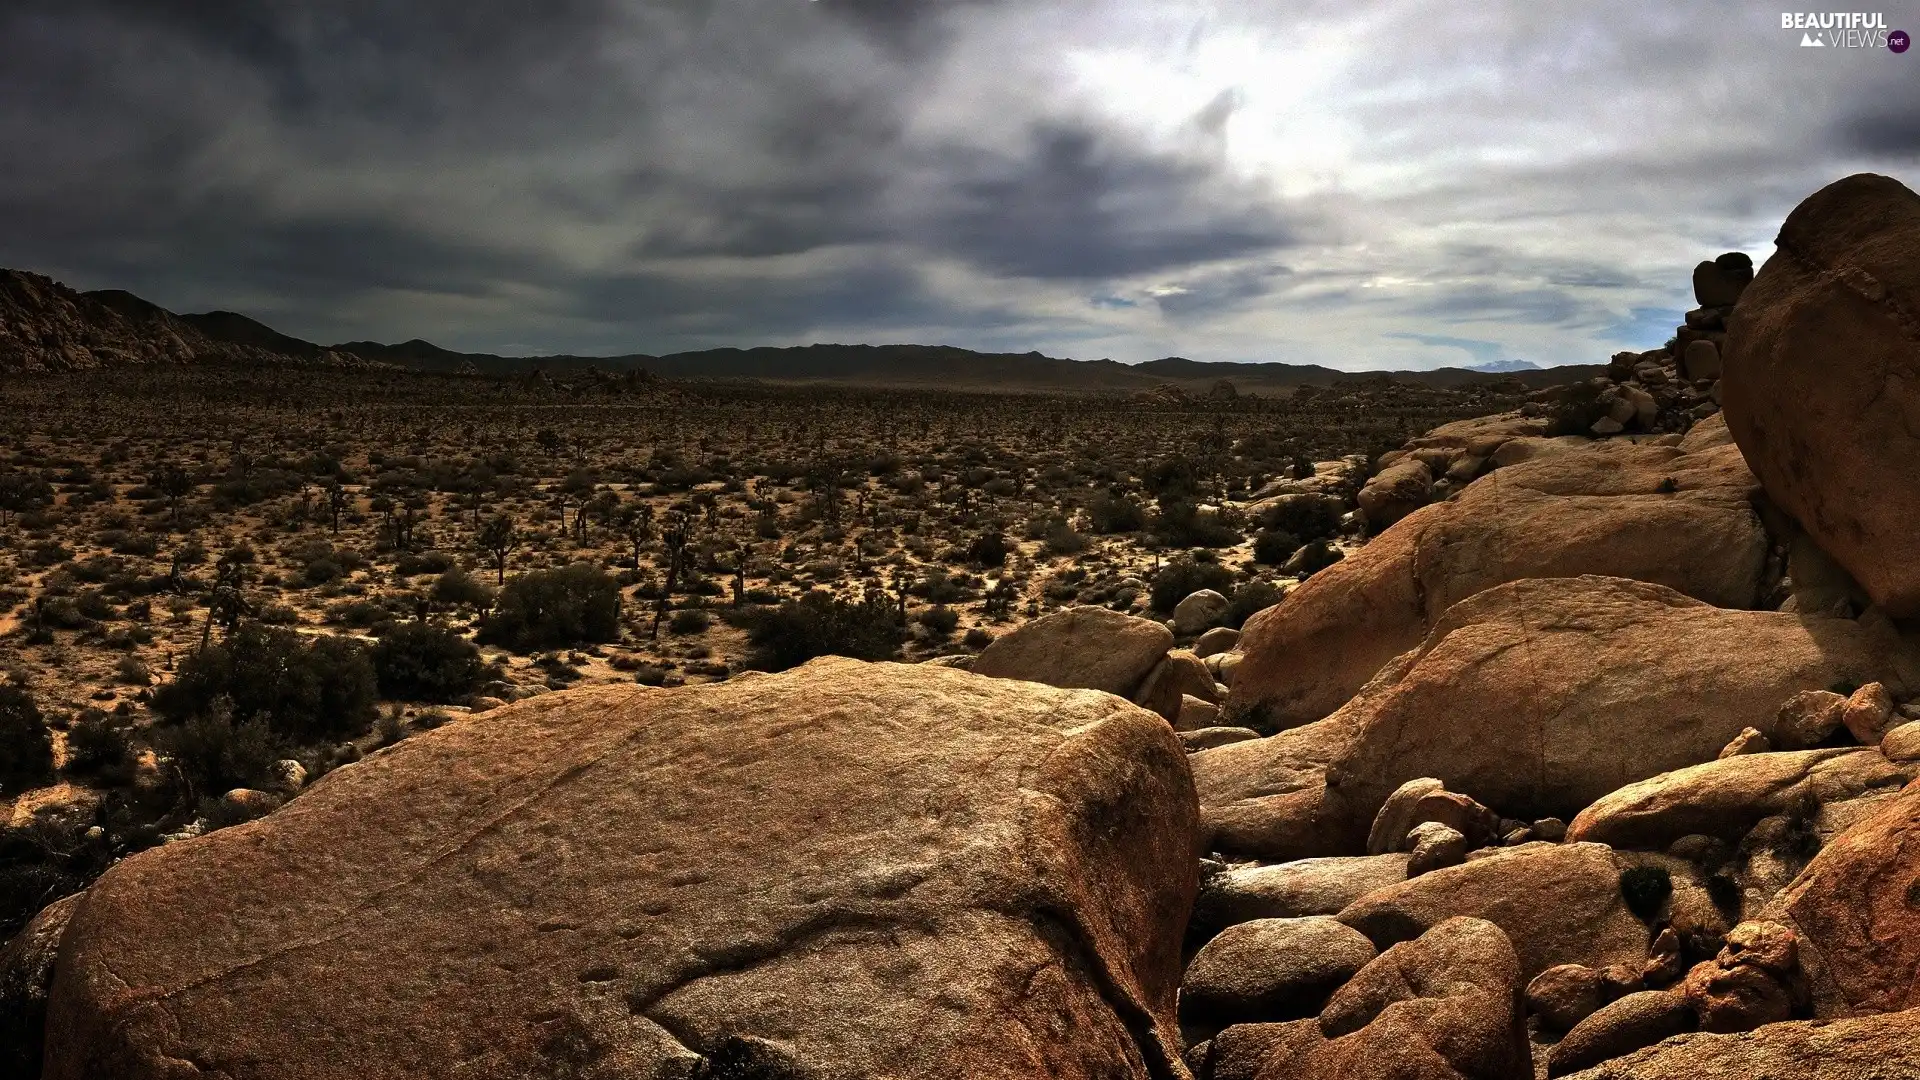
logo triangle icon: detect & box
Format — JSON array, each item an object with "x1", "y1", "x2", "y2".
[{"x1": 1801, "y1": 31, "x2": 1825, "y2": 45}]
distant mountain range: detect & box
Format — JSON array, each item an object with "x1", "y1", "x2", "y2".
[
  {"x1": 1466, "y1": 359, "x2": 1543, "y2": 373},
  {"x1": 0, "y1": 267, "x2": 1603, "y2": 392}
]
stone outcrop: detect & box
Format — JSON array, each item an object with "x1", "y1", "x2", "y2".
[
  {"x1": 973, "y1": 604, "x2": 1174, "y2": 698},
  {"x1": 1230, "y1": 433, "x2": 1770, "y2": 731},
  {"x1": 1720, "y1": 173, "x2": 1920, "y2": 617},
  {"x1": 38, "y1": 661, "x2": 1201, "y2": 1080}
]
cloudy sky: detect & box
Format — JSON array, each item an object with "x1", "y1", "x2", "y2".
[{"x1": 2, "y1": 1, "x2": 1916, "y2": 369}]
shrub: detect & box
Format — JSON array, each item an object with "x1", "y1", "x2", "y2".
[
  {"x1": 967, "y1": 531, "x2": 1009, "y2": 568},
  {"x1": 963, "y1": 627, "x2": 995, "y2": 650},
  {"x1": 478, "y1": 564, "x2": 621, "y2": 651},
  {"x1": 373, "y1": 621, "x2": 485, "y2": 703},
  {"x1": 152, "y1": 623, "x2": 378, "y2": 741},
  {"x1": 1252, "y1": 529, "x2": 1301, "y2": 566},
  {"x1": 667, "y1": 608, "x2": 712, "y2": 635},
  {"x1": 431, "y1": 567, "x2": 495, "y2": 610},
  {"x1": 1618, "y1": 865, "x2": 1673, "y2": 922},
  {"x1": 154, "y1": 702, "x2": 287, "y2": 796},
  {"x1": 1042, "y1": 522, "x2": 1089, "y2": 555},
  {"x1": 1226, "y1": 580, "x2": 1286, "y2": 628},
  {"x1": 0, "y1": 685, "x2": 54, "y2": 796},
  {"x1": 302, "y1": 558, "x2": 345, "y2": 586},
  {"x1": 1260, "y1": 498, "x2": 1344, "y2": 544},
  {"x1": 916, "y1": 605, "x2": 960, "y2": 638},
  {"x1": 64, "y1": 708, "x2": 134, "y2": 778},
  {"x1": 0, "y1": 861, "x2": 80, "y2": 943},
  {"x1": 741, "y1": 591, "x2": 904, "y2": 671},
  {"x1": 1152, "y1": 499, "x2": 1240, "y2": 548},
  {"x1": 1086, "y1": 491, "x2": 1146, "y2": 534},
  {"x1": 1149, "y1": 557, "x2": 1236, "y2": 613}
]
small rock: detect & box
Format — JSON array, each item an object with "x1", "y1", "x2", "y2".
[
  {"x1": 1879, "y1": 720, "x2": 1920, "y2": 762},
  {"x1": 1840, "y1": 682, "x2": 1895, "y2": 745},
  {"x1": 1683, "y1": 339, "x2": 1723, "y2": 380},
  {"x1": 1591, "y1": 416, "x2": 1626, "y2": 436},
  {"x1": 1681, "y1": 957, "x2": 1791, "y2": 1033},
  {"x1": 1717, "y1": 727, "x2": 1771, "y2": 758},
  {"x1": 1193, "y1": 626, "x2": 1240, "y2": 658},
  {"x1": 1526, "y1": 963, "x2": 1611, "y2": 1032},
  {"x1": 218, "y1": 789, "x2": 279, "y2": 822},
  {"x1": 1173, "y1": 589, "x2": 1232, "y2": 636},
  {"x1": 1176, "y1": 695, "x2": 1222, "y2": 732},
  {"x1": 1641, "y1": 928, "x2": 1686, "y2": 988},
  {"x1": 1179, "y1": 726, "x2": 1262, "y2": 752},
  {"x1": 1771, "y1": 689, "x2": 1846, "y2": 749},
  {"x1": 1405, "y1": 822, "x2": 1468, "y2": 877},
  {"x1": 273, "y1": 759, "x2": 308, "y2": 793},
  {"x1": 467, "y1": 696, "x2": 508, "y2": 713},
  {"x1": 1531, "y1": 818, "x2": 1568, "y2": 843},
  {"x1": 1178, "y1": 917, "x2": 1378, "y2": 1033},
  {"x1": 1720, "y1": 920, "x2": 1797, "y2": 975},
  {"x1": 1548, "y1": 990, "x2": 1696, "y2": 1077}
]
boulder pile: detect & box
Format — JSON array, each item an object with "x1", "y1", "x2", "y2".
[{"x1": 7, "y1": 173, "x2": 1920, "y2": 1080}]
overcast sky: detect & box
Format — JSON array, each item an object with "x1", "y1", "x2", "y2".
[{"x1": 2, "y1": 1, "x2": 1915, "y2": 369}]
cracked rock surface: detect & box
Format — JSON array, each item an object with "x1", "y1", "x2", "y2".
[{"x1": 39, "y1": 658, "x2": 1201, "y2": 1080}]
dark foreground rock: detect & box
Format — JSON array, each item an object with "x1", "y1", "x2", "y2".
[
  {"x1": 39, "y1": 659, "x2": 1201, "y2": 1080},
  {"x1": 1721, "y1": 172, "x2": 1920, "y2": 618}
]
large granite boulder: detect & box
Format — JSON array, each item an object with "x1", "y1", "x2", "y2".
[
  {"x1": 1721, "y1": 172, "x2": 1920, "y2": 617},
  {"x1": 1251, "y1": 917, "x2": 1531, "y2": 1080},
  {"x1": 1558, "y1": 1008, "x2": 1920, "y2": 1078},
  {"x1": 972, "y1": 604, "x2": 1174, "y2": 697},
  {"x1": 39, "y1": 660, "x2": 1201, "y2": 1080},
  {"x1": 1772, "y1": 777, "x2": 1920, "y2": 1019},
  {"x1": 1337, "y1": 843, "x2": 1727, "y2": 983},
  {"x1": 1230, "y1": 434, "x2": 1770, "y2": 731},
  {"x1": 1567, "y1": 748, "x2": 1914, "y2": 851}
]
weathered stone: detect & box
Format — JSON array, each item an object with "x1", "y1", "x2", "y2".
[
  {"x1": 1174, "y1": 590, "x2": 1232, "y2": 637},
  {"x1": 1566, "y1": 747, "x2": 1910, "y2": 850},
  {"x1": 1841, "y1": 682, "x2": 1896, "y2": 745},
  {"x1": 1555, "y1": 1008, "x2": 1920, "y2": 1078},
  {"x1": 1680, "y1": 340, "x2": 1722, "y2": 381},
  {"x1": 1880, "y1": 720, "x2": 1920, "y2": 762},
  {"x1": 973, "y1": 604, "x2": 1173, "y2": 697},
  {"x1": 1548, "y1": 991, "x2": 1696, "y2": 1077},
  {"x1": 1773, "y1": 777, "x2": 1920, "y2": 1017},
  {"x1": 1178, "y1": 917, "x2": 1377, "y2": 1033},
  {"x1": 1230, "y1": 437, "x2": 1771, "y2": 732},
  {"x1": 1177, "y1": 695, "x2": 1223, "y2": 732},
  {"x1": 1, "y1": 893, "x2": 80, "y2": 1080},
  {"x1": 1356, "y1": 459, "x2": 1435, "y2": 531},
  {"x1": 40, "y1": 660, "x2": 1201, "y2": 1080},
  {"x1": 1193, "y1": 627, "x2": 1240, "y2": 659},
  {"x1": 1717, "y1": 728, "x2": 1771, "y2": 758},
  {"x1": 1405, "y1": 822, "x2": 1469, "y2": 877},
  {"x1": 1180, "y1": 726, "x2": 1261, "y2": 752},
  {"x1": 1191, "y1": 856, "x2": 1411, "y2": 936},
  {"x1": 1136, "y1": 650, "x2": 1222, "y2": 725},
  {"x1": 1266, "y1": 917, "x2": 1528, "y2": 1080},
  {"x1": 1680, "y1": 959, "x2": 1791, "y2": 1034},
  {"x1": 1720, "y1": 173, "x2": 1920, "y2": 617},
  {"x1": 1772, "y1": 690, "x2": 1847, "y2": 749},
  {"x1": 1338, "y1": 843, "x2": 1726, "y2": 983},
  {"x1": 1527, "y1": 963, "x2": 1612, "y2": 1033}
]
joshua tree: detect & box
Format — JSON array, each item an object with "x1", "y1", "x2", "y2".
[
  {"x1": 660, "y1": 510, "x2": 692, "y2": 596},
  {"x1": 617, "y1": 502, "x2": 655, "y2": 570},
  {"x1": 477, "y1": 514, "x2": 519, "y2": 585},
  {"x1": 327, "y1": 482, "x2": 349, "y2": 534},
  {"x1": 150, "y1": 462, "x2": 194, "y2": 522}
]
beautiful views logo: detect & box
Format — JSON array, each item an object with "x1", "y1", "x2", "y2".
[{"x1": 1781, "y1": 11, "x2": 1905, "y2": 48}]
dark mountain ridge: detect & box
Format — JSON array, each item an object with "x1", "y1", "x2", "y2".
[{"x1": 0, "y1": 266, "x2": 1602, "y2": 390}]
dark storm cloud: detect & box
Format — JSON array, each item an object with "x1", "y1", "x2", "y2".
[
  {"x1": 0, "y1": 0, "x2": 1913, "y2": 366},
  {"x1": 922, "y1": 124, "x2": 1304, "y2": 280}
]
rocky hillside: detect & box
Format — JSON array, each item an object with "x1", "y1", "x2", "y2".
[
  {"x1": 0, "y1": 271, "x2": 376, "y2": 373},
  {"x1": 6, "y1": 172, "x2": 1920, "y2": 1080}
]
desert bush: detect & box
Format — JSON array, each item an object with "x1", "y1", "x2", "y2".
[
  {"x1": 431, "y1": 566, "x2": 494, "y2": 610},
  {"x1": 153, "y1": 623, "x2": 378, "y2": 741},
  {"x1": 667, "y1": 608, "x2": 712, "y2": 635},
  {"x1": 65, "y1": 708, "x2": 134, "y2": 778},
  {"x1": 962, "y1": 626, "x2": 995, "y2": 650},
  {"x1": 1042, "y1": 522, "x2": 1089, "y2": 555},
  {"x1": 0, "y1": 685, "x2": 54, "y2": 796},
  {"x1": 740, "y1": 590, "x2": 904, "y2": 671},
  {"x1": 1226, "y1": 580, "x2": 1286, "y2": 628},
  {"x1": 373, "y1": 621, "x2": 485, "y2": 703},
  {"x1": 478, "y1": 564, "x2": 621, "y2": 651},
  {"x1": 1618, "y1": 864, "x2": 1673, "y2": 922},
  {"x1": 1149, "y1": 556, "x2": 1236, "y2": 613},
  {"x1": 1252, "y1": 529, "x2": 1301, "y2": 566},
  {"x1": 1086, "y1": 491, "x2": 1146, "y2": 534},
  {"x1": 1260, "y1": 499, "x2": 1343, "y2": 544},
  {"x1": 1152, "y1": 499, "x2": 1240, "y2": 548},
  {"x1": 967, "y1": 531, "x2": 1009, "y2": 568},
  {"x1": 916, "y1": 605, "x2": 960, "y2": 638},
  {"x1": 154, "y1": 701, "x2": 287, "y2": 796}
]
